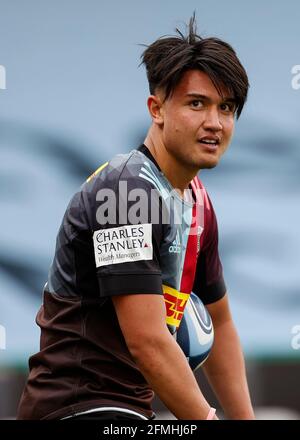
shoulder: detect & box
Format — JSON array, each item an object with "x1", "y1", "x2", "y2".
[
  {"x1": 83, "y1": 148, "x2": 162, "y2": 195},
  {"x1": 70, "y1": 149, "x2": 166, "y2": 230}
]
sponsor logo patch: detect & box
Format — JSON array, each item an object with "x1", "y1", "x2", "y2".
[
  {"x1": 163, "y1": 284, "x2": 190, "y2": 328},
  {"x1": 93, "y1": 223, "x2": 153, "y2": 267}
]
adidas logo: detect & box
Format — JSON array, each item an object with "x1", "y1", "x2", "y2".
[{"x1": 169, "y1": 230, "x2": 181, "y2": 254}]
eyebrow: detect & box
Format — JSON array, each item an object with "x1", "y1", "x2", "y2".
[{"x1": 185, "y1": 93, "x2": 236, "y2": 103}]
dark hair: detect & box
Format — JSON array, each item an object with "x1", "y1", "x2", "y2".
[{"x1": 140, "y1": 13, "x2": 249, "y2": 119}]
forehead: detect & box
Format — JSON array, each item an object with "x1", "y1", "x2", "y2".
[{"x1": 170, "y1": 69, "x2": 231, "y2": 101}]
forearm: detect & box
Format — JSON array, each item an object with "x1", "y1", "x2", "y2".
[
  {"x1": 202, "y1": 319, "x2": 255, "y2": 419},
  {"x1": 131, "y1": 333, "x2": 215, "y2": 420}
]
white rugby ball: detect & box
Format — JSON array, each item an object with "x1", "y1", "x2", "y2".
[{"x1": 176, "y1": 292, "x2": 214, "y2": 371}]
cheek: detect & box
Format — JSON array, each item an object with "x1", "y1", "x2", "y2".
[
  {"x1": 164, "y1": 109, "x2": 195, "y2": 134},
  {"x1": 222, "y1": 118, "x2": 234, "y2": 140},
  {"x1": 164, "y1": 114, "x2": 183, "y2": 135}
]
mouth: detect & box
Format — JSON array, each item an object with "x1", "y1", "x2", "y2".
[{"x1": 198, "y1": 136, "x2": 220, "y2": 152}]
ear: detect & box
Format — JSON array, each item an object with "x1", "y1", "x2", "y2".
[{"x1": 147, "y1": 94, "x2": 164, "y2": 125}]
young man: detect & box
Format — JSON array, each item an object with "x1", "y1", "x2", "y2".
[{"x1": 17, "y1": 16, "x2": 255, "y2": 420}]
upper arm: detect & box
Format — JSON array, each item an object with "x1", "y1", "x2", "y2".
[
  {"x1": 205, "y1": 292, "x2": 232, "y2": 327},
  {"x1": 90, "y1": 175, "x2": 164, "y2": 298},
  {"x1": 89, "y1": 171, "x2": 169, "y2": 350},
  {"x1": 112, "y1": 293, "x2": 170, "y2": 353}
]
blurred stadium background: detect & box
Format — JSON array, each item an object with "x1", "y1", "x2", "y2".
[{"x1": 0, "y1": 0, "x2": 299, "y2": 419}]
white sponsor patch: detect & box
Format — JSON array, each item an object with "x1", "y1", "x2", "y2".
[{"x1": 93, "y1": 223, "x2": 153, "y2": 267}]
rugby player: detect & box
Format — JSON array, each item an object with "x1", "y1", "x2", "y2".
[{"x1": 17, "y1": 15, "x2": 255, "y2": 420}]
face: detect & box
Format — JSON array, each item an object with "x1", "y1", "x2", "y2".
[{"x1": 157, "y1": 69, "x2": 236, "y2": 170}]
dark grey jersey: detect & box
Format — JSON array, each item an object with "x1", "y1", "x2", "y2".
[{"x1": 17, "y1": 144, "x2": 226, "y2": 420}]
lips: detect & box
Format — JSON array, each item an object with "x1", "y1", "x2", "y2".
[
  {"x1": 198, "y1": 136, "x2": 220, "y2": 145},
  {"x1": 198, "y1": 136, "x2": 220, "y2": 151}
]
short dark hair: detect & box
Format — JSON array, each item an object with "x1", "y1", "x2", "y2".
[{"x1": 140, "y1": 13, "x2": 249, "y2": 119}]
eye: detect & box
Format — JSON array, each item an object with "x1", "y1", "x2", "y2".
[
  {"x1": 220, "y1": 102, "x2": 236, "y2": 113},
  {"x1": 190, "y1": 100, "x2": 203, "y2": 108}
]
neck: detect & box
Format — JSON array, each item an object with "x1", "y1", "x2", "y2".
[{"x1": 144, "y1": 126, "x2": 198, "y2": 196}]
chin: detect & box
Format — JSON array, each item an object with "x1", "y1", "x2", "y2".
[
  {"x1": 201, "y1": 161, "x2": 219, "y2": 169},
  {"x1": 194, "y1": 158, "x2": 219, "y2": 170},
  {"x1": 183, "y1": 155, "x2": 220, "y2": 171},
  {"x1": 189, "y1": 152, "x2": 221, "y2": 170}
]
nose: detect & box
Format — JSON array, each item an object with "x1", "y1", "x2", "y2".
[{"x1": 202, "y1": 107, "x2": 223, "y2": 132}]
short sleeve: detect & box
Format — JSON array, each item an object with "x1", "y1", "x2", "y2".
[
  {"x1": 91, "y1": 175, "x2": 164, "y2": 297},
  {"x1": 193, "y1": 196, "x2": 226, "y2": 305}
]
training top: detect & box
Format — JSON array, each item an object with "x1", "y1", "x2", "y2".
[{"x1": 17, "y1": 144, "x2": 226, "y2": 420}]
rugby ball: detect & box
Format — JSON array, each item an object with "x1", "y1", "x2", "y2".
[{"x1": 176, "y1": 292, "x2": 214, "y2": 371}]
